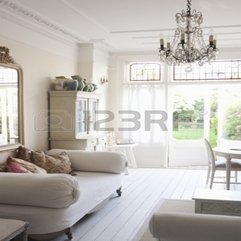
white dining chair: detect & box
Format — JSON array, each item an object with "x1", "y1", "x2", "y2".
[{"x1": 204, "y1": 138, "x2": 241, "y2": 189}]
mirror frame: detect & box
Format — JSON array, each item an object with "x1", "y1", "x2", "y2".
[{"x1": 0, "y1": 47, "x2": 24, "y2": 151}]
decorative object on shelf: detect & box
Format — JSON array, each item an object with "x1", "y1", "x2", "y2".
[
  {"x1": 52, "y1": 75, "x2": 98, "y2": 92},
  {"x1": 71, "y1": 75, "x2": 98, "y2": 92},
  {"x1": 82, "y1": 83, "x2": 98, "y2": 92},
  {"x1": 0, "y1": 46, "x2": 16, "y2": 64},
  {"x1": 92, "y1": 83, "x2": 98, "y2": 91},
  {"x1": 63, "y1": 79, "x2": 78, "y2": 90},
  {"x1": 71, "y1": 75, "x2": 86, "y2": 91},
  {"x1": 52, "y1": 77, "x2": 64, "y2": 90},
  {"x1": 83, "y1": 83, "x2": 91, "y2": 92},
  {"x1": 52, "y1": 76, "x2": 78, "y2": 91},
  {"x1": 159, "y1": 0, "x2": 218, "y2": 70}
]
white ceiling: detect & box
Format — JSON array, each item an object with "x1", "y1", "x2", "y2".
[{"x1": 1, "y1": 0, "x2": 241, "y2": 52}]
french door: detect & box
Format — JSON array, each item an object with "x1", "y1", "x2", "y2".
[{"x1": 168, "y1": 84, "x2": 241, "y2": 167}]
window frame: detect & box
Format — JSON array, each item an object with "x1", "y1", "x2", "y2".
[
  {"x1": 128, "y1": 62, "x2": 162, "y2": 82},
  {"x1": 173, "y1": 59, "x2": 241, "y2": 82}
]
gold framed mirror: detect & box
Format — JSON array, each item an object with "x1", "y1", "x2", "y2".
[{"x1": 0, "y1": 47, "x2": 24, "y2": 151}]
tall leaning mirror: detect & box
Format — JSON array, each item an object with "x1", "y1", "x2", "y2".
[{"x1": 0, "y1": 47, "x2": 24, "y2": 150}]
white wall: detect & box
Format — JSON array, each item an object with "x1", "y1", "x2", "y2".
[{"x1": 0, "y1": 16, "x2": 108, "y2": 155}]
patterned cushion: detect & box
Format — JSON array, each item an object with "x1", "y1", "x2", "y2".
[
  {"x1": 6, "y1": 156, "x2": 47, "y2": 174},
  {"x1": 15, "y1": 146, "x2": 32, "y2": 162},
  {"x1": 31, "y1": 151, "x2": 72, "y2": 174},
  {"x1": 6, "y1": 159, "x2": 31, "y2": 173}
]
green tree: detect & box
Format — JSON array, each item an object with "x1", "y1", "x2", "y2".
[
  {"x1": 193, "y1": 99, "x2": 204, "y2": 123},
  {"x1": 223, "y1": 104, "x2": 241, "y2": 140},
  {"x1": 209, "y1": 91, "x2": 218, "y2": 146}
]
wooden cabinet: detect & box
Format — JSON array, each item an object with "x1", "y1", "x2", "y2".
[{"x1": 49, "y1": 91, "x2": 106, "y2": 151}]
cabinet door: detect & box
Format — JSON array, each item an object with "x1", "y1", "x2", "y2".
[
  {"x1": 88, "y1": 98, "x2": 98, "y2": 133},
  {"x1": 76, "y1": 98, "x2": 88, "y2": 136}
]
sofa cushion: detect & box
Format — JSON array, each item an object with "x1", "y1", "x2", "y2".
[
  {"x1": 31, "y1": 151, "x2": 72, "y2": 174},
  {"x1": 0, "y1": 173, "x2": 80, "y2": 208},
  {"x1": 15, "y1": 146, "x2": 32, "y2": 162},
  {"x1": 6, "y1": 157, "x2": 47, "y2": 174},
  {"x1": 48, "y1": 149, "x2": 126, "y2": 174},
  {"x1": 6, "y1": 160, "x2": 31, "y2": 173}
]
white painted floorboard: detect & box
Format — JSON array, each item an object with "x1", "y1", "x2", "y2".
[{"x1": 48, "y1": 168, "x2": 240, "y2": 241}]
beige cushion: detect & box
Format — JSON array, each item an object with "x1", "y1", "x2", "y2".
[
  {"x1": 31, "y1": 151, "x2": 72, "y2": 174},
  {"x1": 48, "y1": 149, "x2": 126, "y2": 174},
  {"x1": 0, "y1": 173, "x2": 80, "y2": 208}
]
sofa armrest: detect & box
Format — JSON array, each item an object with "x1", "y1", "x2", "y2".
[
  {"x1": 149, "y1": 212, "x2": 241, "y2": 241},
  {"x1": 0, "y1": 173, "x2": 80, "y2": 208},
  {"x1": 48, "y1": 149, "x2": 127, "y2": 174}
]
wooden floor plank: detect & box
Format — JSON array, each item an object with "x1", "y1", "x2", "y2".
[
  {"x1": 159, "y1": 169, "x2": 187, "y2": 199},
  {"x1": 181, "y1": 170, "x2": 203, "y2": 199},
  {"x1": 171, "y1": 170, "x2": 194, "y2": 199}
]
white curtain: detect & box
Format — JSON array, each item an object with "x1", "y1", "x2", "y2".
[{"x1": 121, "y1": 84, "x2": 165, "y2": 144}]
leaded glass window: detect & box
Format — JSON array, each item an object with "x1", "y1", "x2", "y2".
[
  {"x1": 129, "y1": 62, "x2": 161, "y2": 81},
  {"x1": 173, "y1": 60, "x2": 241, "y2": 81}
]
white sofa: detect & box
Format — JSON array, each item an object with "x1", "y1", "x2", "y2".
[
  {"x1": 0, "y1": 149, "x2": 126, "y2": 239},
  {"x1": 149, "y1": 199, "x2": 241, "y2": 241}
]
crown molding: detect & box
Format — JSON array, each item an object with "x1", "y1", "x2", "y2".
[
  {"x1": 0, "y1": 0, "x2": 114, "y2": 52},
  {"x1": 0, "y1": 0, "x2": 87, "y2": 43}
]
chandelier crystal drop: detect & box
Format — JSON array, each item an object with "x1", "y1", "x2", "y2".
[{"x1": 159, "y1": 0, "x2": 218, "y2": 68}]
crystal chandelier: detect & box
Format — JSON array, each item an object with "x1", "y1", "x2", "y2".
[{"x1": 159, "y1": 0, "x2": 218, "y2": 69}]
